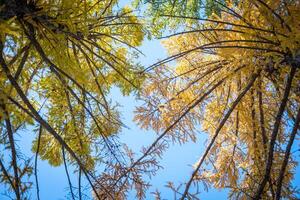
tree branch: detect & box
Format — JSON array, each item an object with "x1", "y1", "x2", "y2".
[
  {"x1": 253, "y1": 65, "x2": 297, "y2": 199},
  {"x1": 180, "y1": 72, "x2": 260, "y2": 200},
  {"x1": 275, "y1": 106, "x2": 300, "y2": 199}
]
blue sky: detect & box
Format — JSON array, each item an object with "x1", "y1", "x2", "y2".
[
  {"x1": 0, "y1": 34, "x2": 229, "y2": 200},
  {"x1": 1, "y1": 1, "x2": 300, "y2": 199},
  {"x1": 2, "y1": 32, "x2": 299, "y2": 200}
]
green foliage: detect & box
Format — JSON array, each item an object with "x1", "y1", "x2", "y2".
[{"x1": 134, "y1": 0, "x2": 236, "y2": 36}]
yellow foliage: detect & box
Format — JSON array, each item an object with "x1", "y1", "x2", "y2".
[{"x1": 135, "y1": 0, "x2": 300, "y2": 198}]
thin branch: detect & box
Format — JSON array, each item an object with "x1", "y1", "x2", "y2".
[
  {"x1": 257, "y1": 80, "x2": 268, "y2": 155},
  {"x1": 180, "y1": 72, "x2": 260, "y2": 200},
  {"x1": 7, "y1": 45, "x2": 30, "y2": 67},
  {"x1": 0, "y1": 158, "x2": 17, "y2": 196},
  {"x1": 254, "y1": 65, "x2": 297, "y2": 199},
  {"x1": 62, "y1": 147, "x2": 76, "y2": 200},
  {"x1": 79, "y1": 168, "x2": 82, "y2": 200},
  {"x1": 275, "y1": 106, "x2": 300, "y2": 199},
  {"x1": 255, "y1": 0, "x2": 291, "y2": 32},
  {"x1": 1, "y1": 103, "x2": 21, "y2": 200},
  {"x1": 143, "y1": 41, "x2": 283, "y2": 72},
  {"x1": 34, "y1": 125, "x2": 42, "y2": 200},
  {"x1": 159, "y1": 15, "x2": 287, "y2": 37},
  {"x1": 14, "y1": 45, "x2": 30, "y2": 81}
]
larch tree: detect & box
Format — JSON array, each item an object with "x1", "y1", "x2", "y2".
[
  {"x1": 133, "y1": 0, "x2": 300, "y2": 199},
  {"x1": 1, "y1": 0, "x2": 300, "y2": 200},
  {"x1": 0, "y1": 0, "x2": 145, "y2": 199}
]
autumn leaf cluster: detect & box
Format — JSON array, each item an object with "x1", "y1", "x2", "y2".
[{"x1": 0, "y1": 0, "x2": 300, "y2": 199}]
